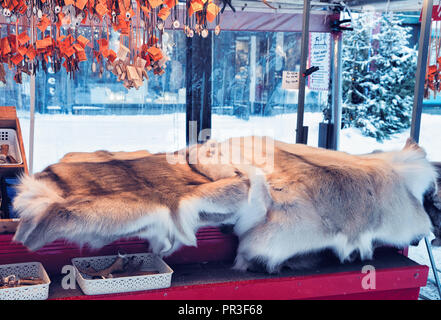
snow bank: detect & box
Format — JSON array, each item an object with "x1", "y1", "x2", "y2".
[{"x1": 17, "y1": 112, "x2": 441, "y2": 172}]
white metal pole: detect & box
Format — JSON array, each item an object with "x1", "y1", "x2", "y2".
[
  {"x1": 28, "y1": 14, "x2": 35, "y2": 175},
  {"x1": 29, "y1": 74, "x2": 35, "y2": 175},
  {"x1": 411, "y1": 0, "x2": 433, "y2": 141},
  {"x1": 330, "y1": 32, "x2": 343, "y2": 150}
]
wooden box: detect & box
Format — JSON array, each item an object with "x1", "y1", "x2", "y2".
[{"x1": 0, "y1": 106, "x2": 28, "y2": 235}]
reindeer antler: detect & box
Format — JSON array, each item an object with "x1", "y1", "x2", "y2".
[{"x1": 78, "y1": 253, "x2": 145, "y2": 279}]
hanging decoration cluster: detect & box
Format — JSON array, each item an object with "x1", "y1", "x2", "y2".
[
  {"x1": 424, "y1": 8, "x2": 441, "y2": 99},
  {"x1": 0, "y1": 0, "x2": 221, "y2": 89},
  {"x1": 425, "y1": 23, "x2": 441, "y2": 98}
]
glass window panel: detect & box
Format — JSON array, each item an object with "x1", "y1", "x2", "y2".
[
  {"x1": 211, "y1": 30, "x2": 329, "y2": 146},
  {"x1": 339, "y1": 12, "x2": 421, "y2": 155},
  {"x1": 417, "y1": 20, "x2": 441, "y2": 162},
  {"x1": 31, "y1": 29, "x2": 186, "y2": 173},
  {"x1": 0, "y1": 24, "x2": 31, "y2": 159}
]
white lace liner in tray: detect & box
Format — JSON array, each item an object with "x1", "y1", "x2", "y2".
[
  {"x1": 0, "y1": 262, "x2": 51, "y2": 300},
  {"x1": 72, "y1": 253, "x2": 174, "y2": 295}
]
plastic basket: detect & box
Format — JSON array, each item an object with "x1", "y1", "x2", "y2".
[
  {"x1": 0, "y1": 262, "x2": 51, "y2": 300},
  {"x1": 72, "y1": 253, "x2": 173, "y2": 296},
  {"x1": 0, "y1": 129, "x2": 23, "y2": 165}
]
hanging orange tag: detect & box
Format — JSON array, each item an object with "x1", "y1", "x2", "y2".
[
  {"x1": 148, "y1": 0, "x2": 163, "y2": 9},
  {"x1": 76, "y1": 35, "x2": 89, "y2": 48},
  {"x1": 64, "y1": 0, "x2": 74, "y2": 5},
  {"x1": 18, "y1": 4, "x2": 27, "y2": 14},
  {"x1": 17, "y1": 31, "x2": 30, "y2": 45},
  {"x1": 107, "y1": 50, "x2": 117, "y2": 63},
  {"x1": 64, "y1": 46, "x2": 76, "y2": 57},
  {"x1": 64, "y1": 34, "x2": 74, "y2": 46},
  {"x1": 59, "y1": 44, "x2": 67, "y2": 56},
  {"x1": 114, "y1": 15, "x2": 129, "y2": 33},
  {"x1": 76, "y1": 50, "x2": 87, "y2": 61},
  {"x1": 25, "y1": 45, "x2": 37, "y2": 60},
  {"x1": 147, "y1": 46, "x2": 163, "y2": 61},
  {"x1": 74, "y1": 0, "x2": 88, "y2": 10},
  {"x1": 36, "y1": 36, "x2": 52, "y2": 50},
  {"x1": 158, "y1": 7, "x2": 170, "y2": 20},
  {"x1": 73, "y1": 43, "x2": 84, "y2": 52},
  {"x1": 164, "y1": 0, "x2": 176, "y2": 8},
  {"x1": 101, "y1": 48, "x2": 110, "y2": 57},
  {"x1": 428, "y1": 65, "x2": 437, "y2": 75},
  {"x1": 8, "y1": 35, "x2": 17, "y2": 52},
  {"x1": 206, "y1": 2, "x2": 220, "y2": 22},
  {"x1": 97, "y1": 38, "x2": 108, "y2": 50},
  {"x1": 1, "y1": 38, "x2": 11, "y2": 55},
  {"x1": 11, "y1": 53, "x2": 23, "y2": 65},
  {"x1": 37, "y1": 15, "x2": 51, "y2": 32},
  {"x1": 17, "y1": 45, "x2": 27, "y2": 56},
  {"x1": 189, "y1": 1, "x2": 203, "y2": 16},
  {"x1": 141, "y1": 5, "x2": 150, "y2": 14},
  {"x1": 95, "y1": 2, "x2": 108, "y2": 16}
]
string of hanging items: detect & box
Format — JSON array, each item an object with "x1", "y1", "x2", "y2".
[{"x1": 0, "y1": 0, "x2": 222, "y2": 89}]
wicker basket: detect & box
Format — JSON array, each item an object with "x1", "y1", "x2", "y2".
[
  {"x1": 0, "y1": 262, "x2": 51, "y2": 300},
  {"x1": 72, "y1": 253, "x2": 173, "y2": 295}
]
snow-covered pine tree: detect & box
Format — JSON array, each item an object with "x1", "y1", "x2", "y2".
[
  {"x1": 342, "y1": 12, "x2": 417, "y2": 141},
  {"x1": 342, "y1": 13, "x2": 378, "y2": 130}
]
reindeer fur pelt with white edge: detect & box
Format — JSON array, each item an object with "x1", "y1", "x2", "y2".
[{"x1": 12, "y1": 137, "x2": 441, "y2": 273}]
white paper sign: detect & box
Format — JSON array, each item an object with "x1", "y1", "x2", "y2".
[
  {"x1": 308, "y1": 33, "x2": 331, "y2": 91},
  {"x1": 282, "y1": 71, "x2": 299, "y2": 90}
]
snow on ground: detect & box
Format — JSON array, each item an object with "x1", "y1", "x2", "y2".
[
  {"x1": 213, "y1": 113, "x2": 441, "y2": 161},
  {"x1": 19, "y1": 113, "x2": 187, "y2": 172},
  {"x1": 17, "y1": 112, "x2": 441, "y2": 172},
  {"x1": 16, "y1": 111, "x2": 441, "y2": 299}
]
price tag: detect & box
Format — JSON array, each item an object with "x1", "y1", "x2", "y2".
[{"x1": 282, "y1": 71, "x2": 299, "y2": 90}]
